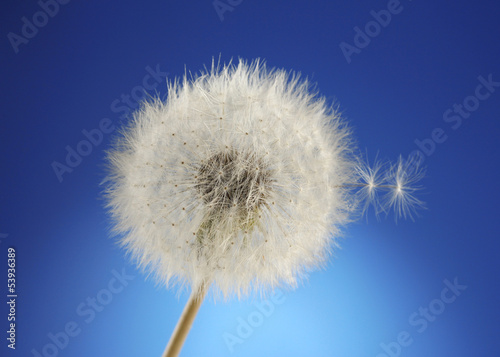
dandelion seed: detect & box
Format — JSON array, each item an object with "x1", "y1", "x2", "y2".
[
  {"x1": 381, "y1": 156, "x2": 425, "y2": 221},
  {"x1": 353, "y1": 155, "x2": 425, "y2": 220}
]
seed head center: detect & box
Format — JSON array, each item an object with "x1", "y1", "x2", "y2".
[{"x1": 196, "y1": 149, "x2": 272, "y2": 215}]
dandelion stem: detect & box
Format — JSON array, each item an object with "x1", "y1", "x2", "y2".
[{"x1": 162, "y1": 284, "x2": 208, "y2": 357}]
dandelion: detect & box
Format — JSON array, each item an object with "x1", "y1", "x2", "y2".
[{"x1": 104, "y1": 59, "x2": 422, "y2": 356}]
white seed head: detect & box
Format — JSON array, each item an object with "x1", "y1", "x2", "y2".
[{"x1": 105, "y1": 59, "x2": 359, "y2": 299}]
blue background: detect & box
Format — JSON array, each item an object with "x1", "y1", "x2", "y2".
[{"x1": 1, "y1": 0, "x2": 499, "y2": 356}]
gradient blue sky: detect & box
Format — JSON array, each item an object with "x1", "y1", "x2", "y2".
[{"x1": 1, "y1": 1, "x2": 500, "y2": 356}]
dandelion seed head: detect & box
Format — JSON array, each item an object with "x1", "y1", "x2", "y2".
[
  {"x1": 104, "y1": 60, "x2": 356, "y2": 298},
  {"x1": 104, "y1": 59, "x2": 418, "y2": 299}
]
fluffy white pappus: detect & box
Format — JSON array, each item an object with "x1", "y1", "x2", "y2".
[
  {"x1": 380, "y1": 156, "x2": 425, "y2": 220},
  {"x1": 104, "y1": 59, "x2": 358, "y2": 299},
  {"x1": 354, "y1": 155, "x2": 425, "y2": 221}
]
